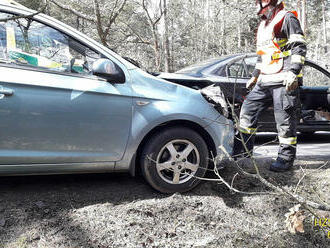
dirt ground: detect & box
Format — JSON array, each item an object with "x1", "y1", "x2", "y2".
[{"x1": 0, "y1": 157, "x2": 329, "y2": 248}]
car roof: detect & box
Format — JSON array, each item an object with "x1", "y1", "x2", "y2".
[
  {"x1": 176, "y1": 55, "x2": 236, "y2": 74},
  {"x1": 175, "y1": 53, "x2": 256, "y2": 75}
]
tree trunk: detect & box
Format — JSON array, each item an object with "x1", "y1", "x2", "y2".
[
  {"x1": 297, "y1": 0, "x2": 307, "y2": 34},
  {"x1": 221, "y1": 3, "x2": 227, "y2": 55},
  {"x1": 163, "y1": 0, "x2": 171, "y2": 72},
  {"x1": 237, "y1": 0, "x2": 241, "y2": 50},
  {"x1": 322, "y1": 0, "x2": 328, "y2": 53},
  {"x1": 301, "y1": 0, "x2": 307, "y2": 34},
  {"x1": 205, "y1": 0, "x2": 210, "y2": 56},
  {"x1": 193, "y1": 0, "x2": 198, "y2": 62}
]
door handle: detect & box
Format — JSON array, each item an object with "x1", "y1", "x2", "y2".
[{"x1": 0, "y1": 86, "x2": 14, "y2": 99}]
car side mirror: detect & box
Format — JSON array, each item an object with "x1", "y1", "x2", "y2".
[{"x1": 92, "y1": 58, "x2": 125, "y2": 84}]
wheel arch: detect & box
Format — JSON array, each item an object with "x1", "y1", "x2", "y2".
[{"x1": 130, "y1": 120, "x2": 217, "y2": 177}]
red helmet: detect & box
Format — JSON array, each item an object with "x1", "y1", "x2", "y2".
[{"x1": 256, "y1": 0, "x2": 280, "y2": 19}]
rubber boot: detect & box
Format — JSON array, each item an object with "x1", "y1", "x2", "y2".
[{"x1": 269, "y1": 157, "x2": 294, "y2": 172}]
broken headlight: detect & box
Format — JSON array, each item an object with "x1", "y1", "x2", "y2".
[{"x1": 200, "y1": 84, "x2": 229, "y2": 118}]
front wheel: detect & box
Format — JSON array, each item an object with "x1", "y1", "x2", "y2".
[{"x1": 140, "y1": 127, "x2": 209, "y2": 193}]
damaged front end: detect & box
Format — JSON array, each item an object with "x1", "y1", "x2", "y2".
[
  {"x1": 200, "y1": 84, "x2": 229, "y2": 118},
  {"x1": 200, "y1": 85, "x2": 234, "y2": 168}
]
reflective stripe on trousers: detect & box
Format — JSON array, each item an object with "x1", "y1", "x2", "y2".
[
  {"x1": 239, "y1": 83, "x2": 299, "y2": 161},
  {"x1": 238, "y1": 126, "x2": 257, "y2": 135},
  {"x1": 279, "y1": 136, "x2": 297, "y2": 145}
]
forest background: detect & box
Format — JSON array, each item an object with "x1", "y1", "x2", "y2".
[{"x1": 16, "y1": 0, "x2": 330, "y2": 73}]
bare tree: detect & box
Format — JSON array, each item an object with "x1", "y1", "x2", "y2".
[
  {"x1": 297, "y1": 0, "x2": 307, "y2": 34},
  {"x1": 322, "y1": 0, "x2": 328, "y2": 53},
  {"x1": 141, "y1": 0, "x2": 164, "y2": 71},
  {"x1": 163, "y1": 0, "x2": 171, "y2": 72},
  {"x1": 49, "y1": 0, "x2": 127, "y2": 47}
]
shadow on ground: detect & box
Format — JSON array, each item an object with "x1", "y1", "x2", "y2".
[{"x1": 0, "y1": 154, "x2": 329, "y2": 247}]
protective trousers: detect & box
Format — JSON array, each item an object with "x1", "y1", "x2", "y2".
[{"x1": 237, "y1": 83, "x2": 299, "y2": 161}]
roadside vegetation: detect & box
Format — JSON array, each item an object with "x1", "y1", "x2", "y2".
[
  {"x1": 0, "y1": 1, "x2": 329, "y2": 247},
  {"x1": 16, "y1": 0, "x2": 330, "y2": 77}
]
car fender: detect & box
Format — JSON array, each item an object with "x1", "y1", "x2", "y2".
[{"x1": 114, "y1": 111, "x2": 220, "y2": 174}]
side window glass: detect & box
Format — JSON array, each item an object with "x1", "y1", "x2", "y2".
[
  {"x1": 303, "y1": 65, "x2": 330, "y2": 87},
  {"x1": 0, "y1": 13, "x2": 100, "y2": 75},
  {"x1": 227, "y1": 63, "x2": 246, "y2": 78},
  {"x1": 244, "y1": 56, "x2": 258, "y2": 78}
]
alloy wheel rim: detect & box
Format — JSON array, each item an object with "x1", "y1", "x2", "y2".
[{"x1": 155, "y1": 139, "x2": 200, "y2": 185}]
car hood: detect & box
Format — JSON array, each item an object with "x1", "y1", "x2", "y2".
[
  {"x1": 129, "y1": 69, "x2": 203, "y2": 101},
  {"x1": 158, "y1": 72, "x2": 230, "y2": 84},
  {"x1": 129, "y1": 68, "x2": 229, "y2": 119},
  {"x1": 157, "y1": 72, "x2": 203, "y2": 81}
]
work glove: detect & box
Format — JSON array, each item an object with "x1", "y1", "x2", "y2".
[
  {"x1": 283, "y1": 71, "x2": 298, "y2": 92},
  {"x1": 246, "y1": 77, "x2": 258, "y2": 90}
]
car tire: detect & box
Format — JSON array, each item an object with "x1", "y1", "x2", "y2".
[{"x1": 140, "y1": 127, "x2": 209, "y2": 193}]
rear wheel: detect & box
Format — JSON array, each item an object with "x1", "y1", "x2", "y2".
[{"x1": 140, "y1": 127, "x2": 209, "y2": 193}]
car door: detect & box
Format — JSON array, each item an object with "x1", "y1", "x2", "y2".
[
  {"x1": 212, "y1": 55, "x2": 276, "y2": 131},
  {"x1": 0, "y1": 13, "x2": 132, "y2": 165},
  {"x1": 242, "y1": 56, "x2": 277, "y2": 130},
  {"x1": 298, "y1": 61, "x2": 330, "y2": 131},
  {"x1": 216, "y1": 57, "x2": 250, "y2": 104}
]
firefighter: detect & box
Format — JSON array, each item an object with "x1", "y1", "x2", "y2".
[{"x1": 235, "y1": 0, "x2": 307, "y2": 172}]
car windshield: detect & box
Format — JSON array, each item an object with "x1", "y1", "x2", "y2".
[{"x1": 176, "y1": 55, "x2": 233, "y2": 74}]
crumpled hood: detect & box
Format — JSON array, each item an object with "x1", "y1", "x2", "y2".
[
  {"x1": 128, "y1": 68, "x2": 228, "y2": 126},
  {"x1": 158, "y1": 72, "x2": 229, "y2": 118},
  {"x1": 157, "y1": 72, "x2": 203, "y2": 81},
  {"x1": 129, "y1": 68, "x2": 203, "y2": 101}
]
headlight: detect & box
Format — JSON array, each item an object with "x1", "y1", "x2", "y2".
[{"x1": 200, "y1": 84, "x2": 229, "y2": 118}]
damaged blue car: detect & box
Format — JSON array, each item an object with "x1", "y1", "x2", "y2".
[{"x1": 0, "y1": 2, "x2": 233, "y2": 193}]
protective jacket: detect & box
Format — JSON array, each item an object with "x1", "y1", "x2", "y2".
[
  {"x1": 235, "y1": 3, "x2": 307, "y2": 163},
  {"x1": 252, "y1": 4, "x2": 307, "y2": 85}
]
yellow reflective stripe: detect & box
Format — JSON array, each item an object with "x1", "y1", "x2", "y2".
[
  {"x1": 288, "y1": 34, "x2": 307, "y2": 44},
  {"x1": 283, "y1": 51, "x2": 291, "y2": 57},
  {"x1": 272, "y1": 50, "x2": 291, "y2": 60},
  {"x1": 296, "y1": 69, "x2": 303, "y2": 78},
  {"x1": 275, "y1": 38, "x2": 288, "y2": 48},
  {"x1": 279, "y1": 43, "x2": 287, "y2": 48},
  {"x1": 279, "y1": 137, "x2": 297, "y2": 145},
  {"x1": 291, "y1": 55, "x2": 305, "y2": 64},
  {"x1": 272, "y1": 54, "x2": 281, "y2": 60},
  {"x1": 239, "y1": 126, "x2": 257, "y2": 134},
  {"x1": 255, "y1": 63, "x2": 262, "y2": 70}
]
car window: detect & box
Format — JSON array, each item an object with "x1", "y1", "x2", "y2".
[
  {"x1": 176, "y1": 55, "x2": 234, "y2": 74},
  {"x1": 227, "y1": 62, "x2": 246, "y2": 78},
  {"x1": 176, "y1": 58, "x2": 221, "y2": 74},
  {"x1": 244, "y1": 56, "x2": 258, "y2": 78},
  {"x1": 0, "y1": 13, "x2": 100, "y2": 75},
  {"x1": 303, "y1": 64, "x2": 330, "y2": 87}
]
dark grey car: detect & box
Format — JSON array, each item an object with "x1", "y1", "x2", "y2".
[{"x1": 158, "y1": 53, "x2": 330, "y2": 134}]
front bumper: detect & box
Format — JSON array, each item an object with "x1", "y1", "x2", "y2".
[{"x1": 205, "y1": 115, "x2": 234, "y2": 160}]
